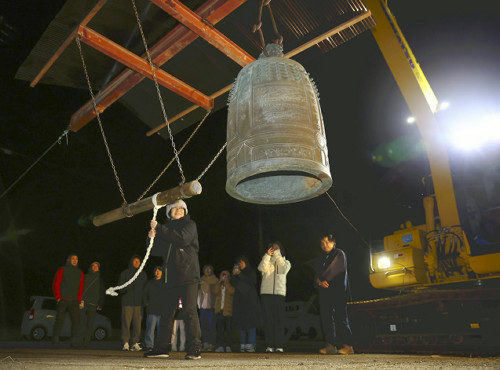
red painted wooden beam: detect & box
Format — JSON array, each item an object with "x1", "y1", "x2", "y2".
[
  {"x1": 77, "y1": 26, "x2": 213, "y2": 110},
  {"x1": 70, "y1": 0, "x2": 249, "y2": 132},
  {"x1": 151, "y1": 0, "x2": 254, "y2": 67}
]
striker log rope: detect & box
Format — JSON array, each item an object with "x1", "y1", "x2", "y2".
[{"x1": 105, "y1": 193, "x2": 164, "y2": 296}]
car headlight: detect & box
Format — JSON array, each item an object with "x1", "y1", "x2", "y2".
[{"x1": 378, "y1": 256, "x2": 391, "y2": 269}]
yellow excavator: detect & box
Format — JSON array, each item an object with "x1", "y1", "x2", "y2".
[
  {"x1": 348, "y1": 1, "x2": 500, "y2": 352},
  {"x1": 365, "y1": 0, "x2": 500, "y2": 290}
]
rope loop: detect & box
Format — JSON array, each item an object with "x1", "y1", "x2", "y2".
[{"x1": 106, "y1": 194, "x2": 163, "y2": 296}]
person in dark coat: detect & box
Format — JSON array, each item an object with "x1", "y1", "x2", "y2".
[
  {"x1": 119, "y1": 255, "x2": 147, "y2": 351},
  {"x1": 52, "y1": 253, "x2": 84, "y2": 346},
  {"x1": 143, "y1": 266, "x2": 164, "y2": 350},
  {"x1": 231, "y1": 255, "x2": 261, "y2": 353},
  {"x1": 144, "y1": 199, "x2": 202, "y2": 360},
  {"x1": 314, "y1": 234, "x2": 354, "y2": 355},
  {"x1": 79, "y1": 261, "x2": 105, "y2": 347}
]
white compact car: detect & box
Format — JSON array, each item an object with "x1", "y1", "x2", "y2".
[
  {"x1": 21, "y1": 295, "x2": 112, "y2": 341},
  {"x1": 284, "y1": 300, "x2": 322, "y2": 340}
]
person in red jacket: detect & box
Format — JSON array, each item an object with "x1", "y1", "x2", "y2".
[{"x1": 52, "y1": 253, "x2": 84, "y2": 346}]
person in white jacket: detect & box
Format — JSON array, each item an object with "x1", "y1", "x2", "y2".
[{"x1": 257, "y1": 241, "x2": 291, "y2": 353}]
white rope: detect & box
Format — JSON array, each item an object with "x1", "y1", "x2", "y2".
[{"x1": 106, "y1": 193, "x2": 163, "y2": 296}]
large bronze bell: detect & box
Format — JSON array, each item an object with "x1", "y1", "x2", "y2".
[{"x1": 226, "y1": 43, "x2": 332, "y2": 204}]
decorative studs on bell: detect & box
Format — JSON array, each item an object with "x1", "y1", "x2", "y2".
[{"x1": 226, "y1": 43, "x2": 332, "y2": 204}]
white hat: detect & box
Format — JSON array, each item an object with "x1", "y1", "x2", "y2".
[{"x1": 166, "y1": 199, "x2": 188, "y2": 218}]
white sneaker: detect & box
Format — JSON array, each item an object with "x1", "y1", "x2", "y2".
[
  {"x1": 245, "y1": 343, "x2": 255, "y2": 353},
  {"x1": 130, "y1": 343, "x2": 142, "y2": 351},
  {"x1": 240, "y1": 344, "x2": 246, "y2": 352},
  {"x1": 215, "y1": 346, "x2": 224, "y2": 352},
  {"x1": 275, "y1": 348, "x2": 284, "y2": 353},
  {"x1": 265, "y1": 347, "x2": 274, "y2": 353},
  {"x1": 225, "y1": 346, "x2": 232, "y2": 353},
  {"x1": 122, "y1": 343, "x2": 129, "y2": 351}
]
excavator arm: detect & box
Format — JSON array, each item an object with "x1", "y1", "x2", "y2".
[{"x1": 364, "y1": 0, "x2": 500, "y2": 289}]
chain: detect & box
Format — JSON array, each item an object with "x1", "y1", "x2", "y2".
[
  {"x1": 131, "y1": 0, "x2": 186, "y2": 184},
  {"x1": 266, "y1": 2, "x2": 283, "y2": 46},
  {"x1": 137, "y1": 109, "x2": 211, "y2": 201},
  {"x1": 76, "y1": 36, "x2": 128, "y2": 205},
  {"x1": 196, "y1": 141, "x2": 227, "y2": 181},
  {"x1": 253, "y1": 0, "x2": 283, "y2": 54}
]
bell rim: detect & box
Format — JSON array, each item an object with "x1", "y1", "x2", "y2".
[{"x1": 225, "y1": 160, "x2": 332, "y2": 204}]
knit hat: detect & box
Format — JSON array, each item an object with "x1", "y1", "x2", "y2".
[{"x1": 166, "y1": 199, "x2": 188, "y2": 218}]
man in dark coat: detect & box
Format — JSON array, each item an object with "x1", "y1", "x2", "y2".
[
  {"x1": 144, "y1": 199, "x2": 202, "y2": 360},
  {"x1": 231, "y1": 255, "x2": 261, "y2": 353},
  {"x1": 119, "y1": 255, "x2": 147, "y2": 351},
  {"x1": 143, "y1": 266, "x2": 164, "y2": 351},
  {"x1": 314, "y1": 234, "x2": 354, "y2": 355},
  {"x1": 52, "y1": 253, "x2": 84, "y2": 346},
  {"x1": 80, "y1": 261, "x2": 105, "y2": 347}
]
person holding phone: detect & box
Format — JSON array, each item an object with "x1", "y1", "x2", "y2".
[
  {"x1": 258, "y1": 241, "x2": 291, "y2": 353},
  {"x1": 231, "y1": 256, "x2": 261, "y2": 352}
]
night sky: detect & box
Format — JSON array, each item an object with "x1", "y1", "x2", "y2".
[{"x1": 1, "y1": 0, "x2": 500, "y2": 328}]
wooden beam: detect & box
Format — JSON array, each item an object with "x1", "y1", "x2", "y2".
[
  {"x1": 284, "y1": 11, "x2": 372, "y2": 59},
  {"x1": 146, "y1": 11, "x2": 372, "y2": 136},
  {"x1": 93, "y1": 180, "x2": 202, "y2": 226},
  {"x1": 77, "y1": 26, "x2": 213, "y2": 111},
  {"x1": 69, "y1": 0, "x2": 248, "y2": 132},
  {"x1": 151, "y1": 0, "x2": 254, "y2": 67},
  {"x1": 31, "y1": 0, "x2": 109, "y2": 87}
]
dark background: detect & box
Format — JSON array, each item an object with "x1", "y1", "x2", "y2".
[{"x1": 1, "y1": 0, "x2": 500, "y2": 329}]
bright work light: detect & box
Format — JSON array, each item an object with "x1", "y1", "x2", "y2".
[{"x1": 378, "y1": 256, "x2": 391, "y2": 269}]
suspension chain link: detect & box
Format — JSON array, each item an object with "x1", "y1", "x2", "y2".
[
  {"x1": 196, "y1": 141, "x2": 227, "y2": 182},
  {"x1": 76, "y1": 36, "x2": 128, "y2": 205},
  {"x1": 253, "y1": 0, "x2": 283, "y2": 54},
  {"x1": 137, "y1": 109, "x2": 211, "y2": 201},
  {"x1": 131, "y1": 0, "x2": 186, "y2": 184}
]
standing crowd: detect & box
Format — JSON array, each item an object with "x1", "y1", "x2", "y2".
[
  {"x1": 52, "y1": 199, "x2": 354, "y2": 359},
  {"x1": 52, "y1": 256, "x2": 105, "y2": 348}
]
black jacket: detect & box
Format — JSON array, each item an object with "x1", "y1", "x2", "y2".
[
  {"x1": 231, "y1": 266, "x2": 262, "y2": 330},
  {"x1": 82, "y1": 270, "x2": 105, "y2": 307},
  {"x1": 314, "y1": 248, "x2": 349, "y2": 297},
  {"x1": 118, "y1": 256, "x2": 147, "y2": 306},
  {"x1": 143, "y1": 278, "x2": 166, "y2": 315},
  {"x1": 150, "y1": 214, "x2": 200, "y2": 287}
]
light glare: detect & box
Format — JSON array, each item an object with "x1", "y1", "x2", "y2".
[
  {"x1": 378, "y1": 256, "x2": 391, "y2": 269},
  {"x1": 449, "y1": 113, "x2": 500, "y2": 151},
  {"x1": 438, "y1": 101, "x2": 450, "y2": 111}
]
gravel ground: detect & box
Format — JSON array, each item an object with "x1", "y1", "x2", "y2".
[{"x1": 0, "y1": 348, "x2": 499, "y2": 369}]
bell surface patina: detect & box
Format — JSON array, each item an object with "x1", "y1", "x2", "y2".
[{"x1": 226, "y1": 43, "x2": 332, "y2": 204}]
